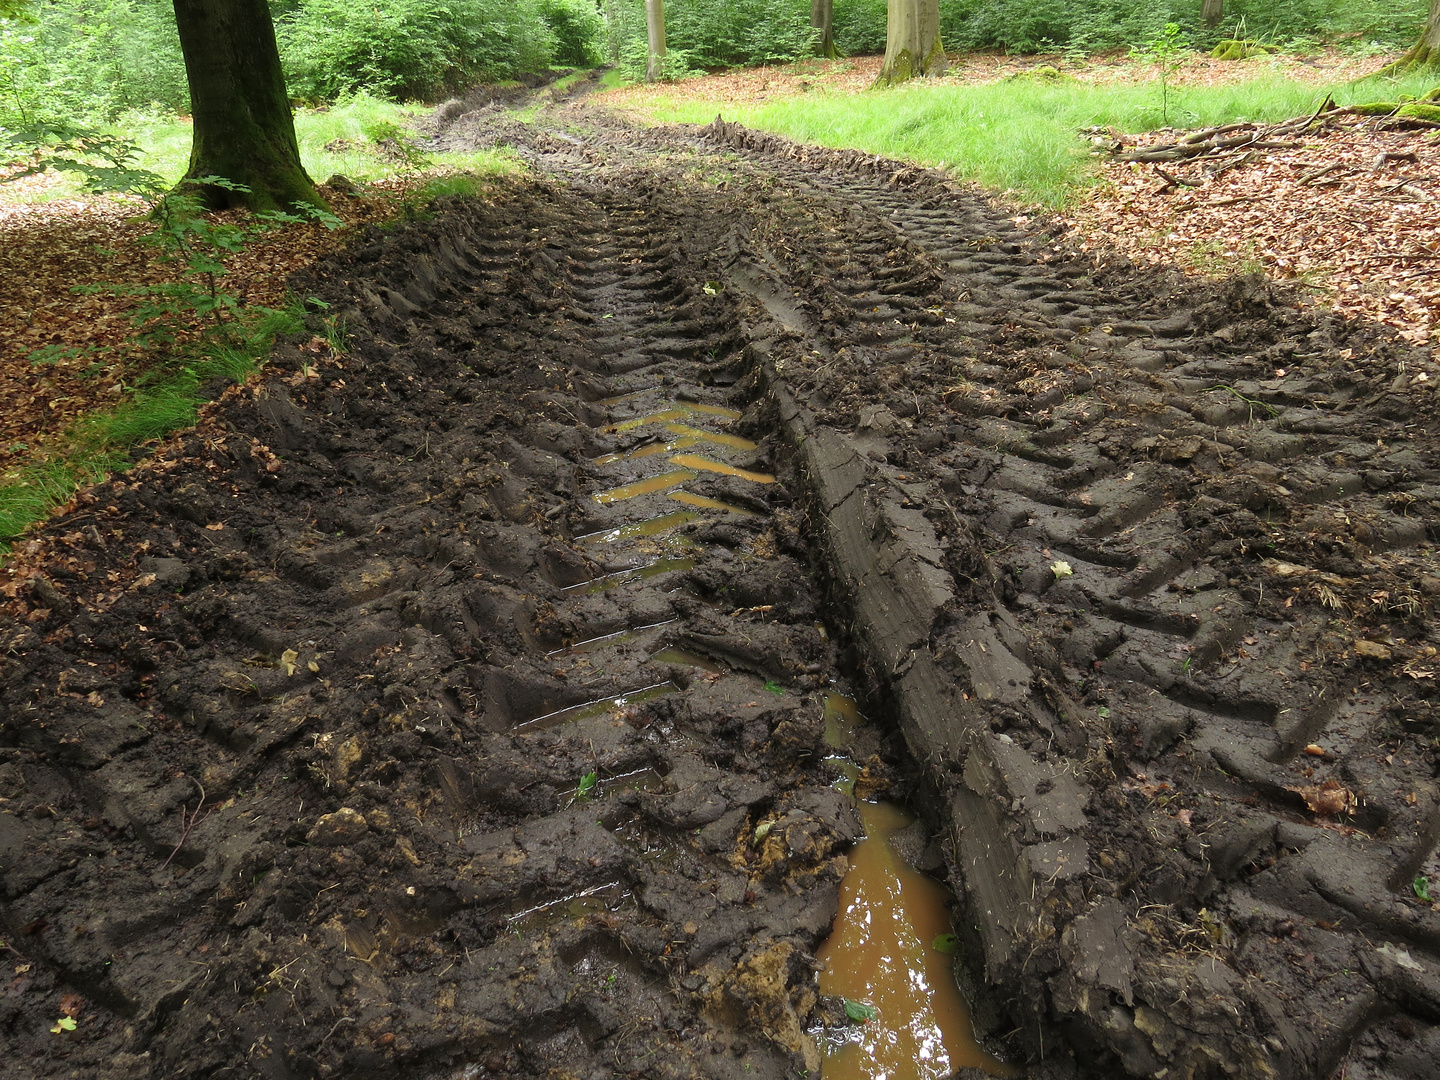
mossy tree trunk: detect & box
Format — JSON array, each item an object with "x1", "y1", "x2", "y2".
[
  {"x1": 171, "y1": 0, "x2": 323, "y2": 212},
  {"x1": 644, "y1": 0, "x2": 667, "y2": 82},
  {"x1": 1382, "y1": 0, "x2": 1440, "y2": 72},
  {"x1": 811, "y1": 0, "x2": 839, "y2": 59},
  {"x1": 875, "y1": 0, "x2": 946, "y2": 87},
  {"x1": 1201, "y1": 0, "x2": 1224, "y2": 30}
]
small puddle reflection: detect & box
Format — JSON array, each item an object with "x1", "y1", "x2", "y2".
[
  {"x1": 544, "y1": 619, "x2": 678, "y2": 659},
  {"x1": 563, "y1": 558, "x2": 696, "y2": 594},
  {"x1": 649, "y1": 645, "x2": 725, "y2": 675},
  {"x1": 663, "y1": 422, "x2": 757, "y2": 451},
  {"x1": 667, "y1": 491, "x2": 761, "y2": 516},
  {"x1": 604, "y1": 403, "x2": 743, "y2": 433},
  {"x1": 819, "y1": 693, "x2": 1013, "y2": 1079},
  {"x1": 593, "y1": 469, "x2": 698, "y2": 504},
  {"x1": 507, "y1": 882, "x2": 631, "y2": 929},
  {"x1": 592, "y1": 436, "x2": 701, "y2": 466},
  {"x1": 516, "y1": 681, "x2": 678, "y2": 732},
  {"x1": 577, "y1": 510, "x2": 702, "y2": 543},
  {"x1": 669, "y1": 454, "x2": 775, "y2": 484}
]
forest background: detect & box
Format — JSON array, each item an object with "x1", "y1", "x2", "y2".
[{"x1": 0, "y1": 0, "x2": 1432, "y2": 130}]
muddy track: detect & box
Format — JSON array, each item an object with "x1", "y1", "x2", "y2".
[{"x1": 2, "y1": 98, "x2": 1439, "y2": 1080}]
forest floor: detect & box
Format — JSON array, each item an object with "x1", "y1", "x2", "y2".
[{"x1": 3, "y1": 54, "x2": 1440, "y2": 1080}]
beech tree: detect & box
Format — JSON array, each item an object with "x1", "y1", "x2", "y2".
[
  {"x1": 812, "y1": 0, "x2": 838, "y2": 60},
  {"x1": 644, "y1": 0, "x2": 666, "y2": 82},
  {"x1": 1201, "y1": 0, "x2": 1223, "y2": 30},
  {"x1": 875, "y1": 0, "x2": 946, "y2": 86},
  {"x1": 171, "y1": 0, "x2": 323, "y2": 211},
  {"x1": 1385, "y1": 0, "x2": 1440, "y2": 71}
]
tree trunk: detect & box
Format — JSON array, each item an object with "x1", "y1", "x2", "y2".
[
  {"x1": 645, "y1": 0, "x2": 667, "y2": 82},
  {"x1": 1378, "y1": 0, "x2": 1440, "y2": 73},
  {"x1": 875, "y1": 0, "x2": 946, "y2": 87},
  {"x1": 171, "y1": 0, "x2": 322, "y2": 212},
  {"x1": 811, "y1": 0, "x2": 838, "y2": 59},
  {"x1": 1200, "y1": 0, "x2": 1223, "y2": 30}
]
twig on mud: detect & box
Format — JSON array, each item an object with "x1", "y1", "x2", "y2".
[
  {"x1": 159, "y1": 778, "x2": 211, "y2": 870},
  {"x1": 316, "y1": 1016, "x2": 355, "y2": 1049}
]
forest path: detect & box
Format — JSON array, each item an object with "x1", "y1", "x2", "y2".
[{"x1": 3, "y1": 98, "x2": 1440, "y2": 1080}]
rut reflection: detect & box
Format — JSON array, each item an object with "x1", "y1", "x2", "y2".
[{"x1": 818, "y1": 694, "x2": 1012, "y2": 1079}]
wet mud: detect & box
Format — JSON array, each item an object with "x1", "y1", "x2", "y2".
[{"x1": 3, "y1": 90, "x2": 1440, "y2": 1080}]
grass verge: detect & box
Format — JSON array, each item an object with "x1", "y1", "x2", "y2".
[
  {"x1": 0, "y1": 303, "x2": 320, "y2": 551},
  {"x1": 634, "y1": 66, "x2": 1440, "y2": 207}
]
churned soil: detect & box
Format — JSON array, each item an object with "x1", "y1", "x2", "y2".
[{"x1": 3, "y1": 84, "x2": 1440, "y2": 1080}]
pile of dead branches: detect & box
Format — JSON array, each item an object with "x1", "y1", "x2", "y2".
[{"x1": 1111, "y1": 96, "x2": 1440, "y2": 166}]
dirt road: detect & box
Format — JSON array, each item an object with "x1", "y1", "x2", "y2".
[{"x1": 3, "y1": 90, "x2": 1440, "y2": 1080}]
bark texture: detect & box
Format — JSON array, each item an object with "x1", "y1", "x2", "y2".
[
  {"x1": 171, "y1": 0, "x2": 322, "y2": 211},
  {"x1": 875, "y1": 0, "x2": 946, "y2": 87},
  {"x1": 1200, "y1": 0, "x2": 1224, "y2": 30},
  {"x1": 1382, "y1": 0, "x2": 1440, "y2": 72},
  {"x1": 811, "y1": 0, "x2": 838, "y2": 59},
  {"x1": 645, "y1": 0, "x2": 667, "y2": 82}
]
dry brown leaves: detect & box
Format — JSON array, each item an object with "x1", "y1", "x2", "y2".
[
  {"x1": 1060, "y1": 116, "x2": 1440, "y2": 347},
  {"x1": 0, "y1": 172, "x2": 419, "y2": 477}
]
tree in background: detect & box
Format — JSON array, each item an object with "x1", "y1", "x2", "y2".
[
  {"x1": 1383, "y1": 0, "x2": 1440, "y2": 71},
  {"x1": 1200, "y1": 0, "x2": 1223, "y2": 30},
  {"x1": 812, "y1": 0, "x2": 838, "y2": 59},
  {"x1": 171, "y1": 0, "x2": 322, "y2": 211},
  {"x1": 875, "y1": 0, "x2": 944, "y2": 86},
  {"x1": 644, "y1": 0, "x2": 666, "y2": 80}
]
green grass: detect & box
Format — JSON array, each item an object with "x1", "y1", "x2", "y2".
[
  {"x1": 0, "y1": 302, "x2": 312, "y2": 552},
  {"x1": 5, "y1": 93, "x2": 521, "y2": 205},
  {"x1": 639, "y1": 66, "x2": 1440, "y2": 207}
]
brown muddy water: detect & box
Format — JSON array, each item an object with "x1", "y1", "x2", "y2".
[{"x1": 819, "y1": 695, "x2": 1012, "y2": 1079}]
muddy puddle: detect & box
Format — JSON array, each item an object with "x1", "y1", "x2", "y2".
[{"x1": 819, "y1": 695, "x2": 1012, "y2": 1079}]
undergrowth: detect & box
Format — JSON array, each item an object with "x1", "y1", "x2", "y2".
[
  {"x1": 639, "y1": 66, "x2": 1440, "y2": 207},
  {"x1": 4, "y1": 95, "x2": 521, "y2": 206}
]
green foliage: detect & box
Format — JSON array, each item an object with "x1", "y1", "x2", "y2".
[
  {"x1": 71, "y1": 176, "x2": 337, "y2": 347},
  {"x1": 607, "y1": 0, "x2": 818, "y2": 79},
  {"x1": 842, "y1": 998, "x2": 878, "y2": 1022},
  {"x1": 1130, "y1": 22, "x2": 1191, "y2": 124},
  {"x1": 277, "y1": 0, "x2": 558, "y2": 100},
  {"x1": 1416, "y1": 875, "x2": 1433, "y2": 902},
  {"x1": 930, "y1": 0, "x2": 1426, "y2": 56},
  {"x1": 0, "y1": 0, "x2": 188, "y2": 128},
  {"x1": 537, "y1": 0, "x2": 604, "y2": 66},
  {"x1": 1, "y1": 121, "x2": 164, "y2": 193}
]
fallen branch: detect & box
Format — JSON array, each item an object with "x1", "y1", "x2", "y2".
[
  {"x1": 159, "y1": 778, "x2": 211, "y2": 870},
  {"x1": 1153, "y1": 165, "x2": 1201, "y2": 193}
]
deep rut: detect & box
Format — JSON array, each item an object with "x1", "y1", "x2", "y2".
[{"x1": 2, "y1": 97, "x2": 1439, "y2": 1080}]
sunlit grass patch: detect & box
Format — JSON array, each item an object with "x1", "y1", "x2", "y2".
[{"x1": 636, "y1": 66, "x2": 1440, "y2": 208}]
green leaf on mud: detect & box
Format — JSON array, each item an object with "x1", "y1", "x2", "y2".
[
  {"x1": 50, "y1": 1016, "x2": 76, "y2": 1033},
  {"x1": 1415, "y1": 876, "x2": 1432, "y2": 902},
  {"x1": 931, "y1": 933, "x2": 959, "y2": 954},
  {"x1": 763, "y1": 679, "x2": 784, "y2": 695},
  {"x1": 753, "y1": 820, "x2": 774, "y2": 843},
  {"x1": 842, "y1": 998, "x2": 877, "y2": 1023},
  {"x1": 1096, "y1": 706, "x2": 1111, "y2": 719},
  {"x1": 575, "y1": 771, "x2": 597, "y2": 800}
]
